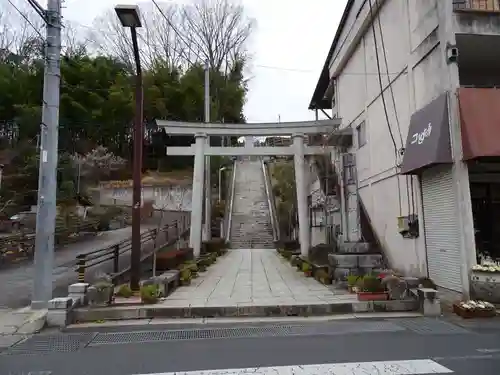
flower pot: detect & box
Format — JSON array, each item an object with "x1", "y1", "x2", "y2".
[
  {"x1": 91, "y1": 285, "x2": 114, "y2": 305},
  {"x1": 181, "y1": 278, "x2": 191, "y2": 286},
  {"x1": 304, "y1": 271, "x2": 312, "y2": 277},
  {"x1": 357, "y1": 292, "x2": 388, "y2": 301}
]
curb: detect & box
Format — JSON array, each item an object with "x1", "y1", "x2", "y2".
[{"x1": 73, "y1": 299, "x2": 419, "y2": 322}]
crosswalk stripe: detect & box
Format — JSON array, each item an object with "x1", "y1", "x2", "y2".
[{"x1": 134, "y1": 359, "x2": 453, "y2": 375}]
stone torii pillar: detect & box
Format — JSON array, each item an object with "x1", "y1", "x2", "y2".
[
  {"x1": 190, "y1": 133, "x2": 207, "y2": 257},
  {"x1": 293, "y1": 133, "x2": 310, "y2": 258}
]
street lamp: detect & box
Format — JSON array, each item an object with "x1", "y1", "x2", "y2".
[
  {"x1": 115, "y1": 4, "x2": 143, "y2": 291},
  {"x1": 218, "y1": 166, "x2": 227, "y2": 203}
]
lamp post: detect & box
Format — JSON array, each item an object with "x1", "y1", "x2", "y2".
[
  {"x1": 115, "y1": 4, "x2": 143, "y2": 291},
  {"x1": 218, "y1": 166, "x2": 227, "y2": 203}
]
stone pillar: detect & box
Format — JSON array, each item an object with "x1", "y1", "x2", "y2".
[
  {"x1": 190, "y1": 133, "x2": 207, "y2": 257},
  {"x1": 293, "y1": 134, "x2": 309, "y2": 258}
]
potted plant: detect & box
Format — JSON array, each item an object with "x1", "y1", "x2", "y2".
[
  {"x1": 180, "y1": 268, "x2": 192, "y2": 286},
  {"x1": 302, "y1": 262, "x2": 312, "y2": 277},
  {"x1": 115, "y1": 284, "x2": 133, "y2": 298},
  {"x1": 316, "y1": 269, "x2": 331, "y2": 285},
  {"x1": 91, "y1": 273, "x2": 114, "y2": 305},
  {"x1": 140, "y1": 284, "x2": 159, "y2": 304},
  {"x1": 290, "y1": 255, "x2": 300, "y2": 268},
  {"x1": 346, "y1": 275, "x2": 360, "y2": 293},
  {"x1": 356, "y1": 275, "x2": 388, "y2": 301}
]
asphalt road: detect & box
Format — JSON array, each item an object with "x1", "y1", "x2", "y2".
[
  {"x1": 1, "y1": 318, "x2": 500, "y2": 375},
  {"x1": 0, "y1": 212, "x2": 188, "y2": 309}
]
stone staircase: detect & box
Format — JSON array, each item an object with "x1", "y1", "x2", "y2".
[
  {"x1": 309, "y1": 154, "x2": 386, "y2": 281},
  {"x1": 229, "y1": 158, "x2": 275, "y2": 249}
]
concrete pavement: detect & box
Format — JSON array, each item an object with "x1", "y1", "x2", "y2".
[
  {"x1": 161, "y1": 248, "x2": 354, "y2": 308},
  {"x1": 1, "y1": 317, "x2": 500, "y2": 374}
]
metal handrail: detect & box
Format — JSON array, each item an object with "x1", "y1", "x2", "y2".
[
  {"x1": 0, "y1": 219, "x2": 100, "y2": 267},
  {"x1": 75, "y1": 215, "x2": 190, "y2": 282},
  {"x1": 261, "y1": 159, "x2": 279, "y2": 242},
  {"x1": 225, "y1": 160, "x2": 238, "y2": 243},
  {"x1": 222, "y1": 161, "x2": 235, "y2": 241}
]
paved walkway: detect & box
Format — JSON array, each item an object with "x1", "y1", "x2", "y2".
[{"x1": 161, "y1": 249, "x2": 355, "y2": 308}]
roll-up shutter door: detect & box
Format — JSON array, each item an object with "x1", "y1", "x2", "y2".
[{"x1": 421, "y1": 166, "x2": 463, "y2": 292}]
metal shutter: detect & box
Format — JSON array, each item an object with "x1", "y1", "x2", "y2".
[{"x1": 422, "y1": 166, "x2": 463, "y2": 292}]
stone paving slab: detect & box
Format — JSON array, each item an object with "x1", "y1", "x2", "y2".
[
  {"x1": 72, "y1": 249, "x2": 420, "y2": 322},
  {"x1": 161, "y1": 249, "x2": 353, "y2": 308}
]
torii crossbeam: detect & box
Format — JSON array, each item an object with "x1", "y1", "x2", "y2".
[{"x1": 156, "y1": 118, "x2": 348, "y2": 258}]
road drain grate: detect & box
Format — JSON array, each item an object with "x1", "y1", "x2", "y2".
[
  {"x1": 3, "y1": 320, "x2": 411, "y2": 354},
  {"x1": 392, "y1": 318, "x2": 471, "y2": 335},
  {"x1": 89, "y1": 321, "x2": 405, "y2": 346},
  {"x1": 4, "y1": 333, "x2": 97, "y2": 355}
]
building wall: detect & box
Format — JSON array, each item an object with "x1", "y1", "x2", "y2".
[{"x1": 329, "y1": 0, "x2": 457, "y2": 276}]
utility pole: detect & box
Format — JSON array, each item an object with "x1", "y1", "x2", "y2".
[
  {"x1": 32, "y1": 0, "x2": 62, "y2": 309},
  {"x1": 204, "y1": 62, "x2": 211, "y2": 241}
]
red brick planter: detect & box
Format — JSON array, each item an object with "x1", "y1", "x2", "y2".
[{"x1": 357, "y1": 292, "x2": 388, "y2": 301}]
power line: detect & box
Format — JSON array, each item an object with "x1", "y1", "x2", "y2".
[
  {"x1": 7, "y1": 0, "x2": 44, "y2": 39},
  {"x1": 151, "y1": 0, "x2": 205, "y2": 65}
]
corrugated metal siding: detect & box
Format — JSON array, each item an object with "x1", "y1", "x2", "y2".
[{"x1": 422, "y1": 166, "x2": 463, "y2": 292}]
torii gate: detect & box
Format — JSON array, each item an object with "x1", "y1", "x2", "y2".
[{"x1": 156, "y1": 119, "x2": 348, "y2": 258}]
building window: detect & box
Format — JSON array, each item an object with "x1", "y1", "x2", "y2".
[{"x1": 357, "y1": 121, "x2": 366, "y2": 148}]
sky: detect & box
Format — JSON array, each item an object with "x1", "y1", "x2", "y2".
[{"x1": 39, "y1": 0, "x2": 347, "y2": 124}]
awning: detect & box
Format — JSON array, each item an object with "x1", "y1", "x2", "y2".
[{"x1": 400, "y1": 93, "x2": 453, "y2": 175}]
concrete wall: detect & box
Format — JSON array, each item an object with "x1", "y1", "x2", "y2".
[
  {"x1": 98, "y1": 186, "x2": 193, "y2": 211},
  {"x1": 327, "y1": 0, "x2": 458, "y2": 276}
]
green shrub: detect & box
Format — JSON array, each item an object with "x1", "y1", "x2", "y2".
[
  {"x1": 359, "y1": 275, "x2": 384, "y2": 293},
  {"x1": 346, "y1": 275, "x2": 360, "y2": 287},
  {"x1": 140, "y1": 284, "x2": 158, "y2": 304},
  {"x1": 116, "y1": 284, "x2": 133, "y2": 298}
]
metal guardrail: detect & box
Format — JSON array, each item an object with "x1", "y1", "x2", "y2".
[
  {"x1": 75, "y1": 216, "x2": 190, "y2": 282},
  {"x1": 0, "y1": 220, "x2": 100, "y2": 267},
  {"x1": 225, "y1": 160, "x2": 238, "y2": 243},
  {"x1": 261, "y1": 159, "x2": 280, "y2": 242},
  {"x1": 222, "y1": 161, "x2": 235, "y2": 241}
]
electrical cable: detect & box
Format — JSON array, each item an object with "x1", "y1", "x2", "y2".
[
  {"x1": 368, "y1": 0, "x2": 398, "y2": 156},
  {"x1": 8, "y1": 0, "x2": 44, "y2": 39},
  {"x1": 374, "y1": 0, "x2": 416, "y2": 218},
  {"x1": 368, "y1": 0, "x2": 403, "y2": 218},
  {"x1": 372, "y1": 0, "x2": 409, "y2": 217}
]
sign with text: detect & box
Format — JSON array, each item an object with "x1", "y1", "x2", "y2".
[{"x1": 401, "y1": 93, "x2": 453, "y2": 175}]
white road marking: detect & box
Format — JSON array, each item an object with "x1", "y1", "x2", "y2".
[{"x1": 134, "y1": 359, "x2": 453, "y2": 375}]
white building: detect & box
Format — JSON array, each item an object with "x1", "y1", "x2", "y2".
[{"x1": 309, "y1": 0, "x2": 500, "y2": 297}]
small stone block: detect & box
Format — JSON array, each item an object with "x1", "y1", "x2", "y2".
[
  {"x1": 48, "y1": 297, "x2": 73, "y2": 310},
  {"x1": 68, "y1": 283, "x2": 89, "y2": 294},
  {"x1": 417, "y1": 288, "x2": 438, "y2": 301},
  {"x1": 417, "y1": 288, "x2": 441, "y2": 316},
  {"x1": 46, "y1": 310, "x2": 69, "y2": 328},
  {"x1": 140, "y1": 278, "x2": 156, "y2": 287},
  {"x1": 158, "y1": 270, "x2": 180, "y2": 283}
]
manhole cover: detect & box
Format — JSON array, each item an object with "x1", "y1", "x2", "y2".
[
  {"x1": 4, "y1": 333, "x2": 96, "y2": 355},
  {"x1": 392, "y1": 318, "x2": 471, "y2": 335}
]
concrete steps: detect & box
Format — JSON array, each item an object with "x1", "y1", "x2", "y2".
[
  {"x1": 328, "y1": 241, "x2": 385, "y2": 281},
  {"x1": 229, "y1": 159, "x2": 274, "y2": 249}
]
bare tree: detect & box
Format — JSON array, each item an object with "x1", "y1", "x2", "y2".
[
  {"x1": 90, "y1": 10, "x2": 137, "y2": 72},
  {"x1": 91, "y1": 0, "x2": 254, "y2": 73},
  {"x1": 0, "y1": 1, "x2": 44, "y2": 63},
  {"x1": 179, "y1": 0, "x2": 254, "y2": 72}
]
